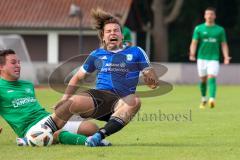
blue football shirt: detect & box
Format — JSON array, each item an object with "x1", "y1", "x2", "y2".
[{"x1": 81, "y1": 46, "x2": 150, "y2": 97}]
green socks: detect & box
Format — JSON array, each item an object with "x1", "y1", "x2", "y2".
[
  {"x1": 199, "y1": 82, "x2": 207, "y2": 98},
  {"x1": 199, "y1": 78, "x2": 216, "y2": 100},
  {"x1": 58, "y1": 131, "x2": 87, "y2": 145},
  {"x1": 207, "y1": 77, "x2": 216, "y2": 99}
]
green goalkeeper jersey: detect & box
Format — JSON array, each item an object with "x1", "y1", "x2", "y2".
[
  {"x1": 0, "y1": 78, "x2": 50, "y2": 137},
  {"x1": 192, "y1": 23, "x2": 227, "y2": 60}
]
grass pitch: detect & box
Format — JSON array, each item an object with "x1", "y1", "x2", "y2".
[{"x1": 0, "y1": 85, "x2": 240, "y2": 160}]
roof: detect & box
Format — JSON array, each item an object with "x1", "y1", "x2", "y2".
[{"x1": 0, "y1": 0, "x2": 132, "y2": 29}]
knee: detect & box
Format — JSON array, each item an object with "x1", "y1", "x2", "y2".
[
  {"x1": 124, "y1": 95, "x2": 141, "y2": 109},
  {"x1": 134, "y1": 96, "x2": 141, "y2": 110},
  {"x1": 125, "y1": 95, "x2": 141, "y2": 112},
  {"x1": 77, "y1": 121, "x2": 99, "y2": 136},
  {"x1": 208, "y1": 75, "x2": 216, "y2": 78},
  {"x1": 200, "y1": 76, "x2": 208, "y2": 83}
]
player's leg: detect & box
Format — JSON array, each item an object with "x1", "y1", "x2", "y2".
[
  {"x1": 62, "y1": 115, "x2": 98, "y2": 136},
  {"x1": 52, "y1": 95, "x2": 99, "y2": 146},
  {"x1": 207, "y1": 60, "x2": 219, "y2": 108},
  {"x1": 17, "y1": 93, "x2": 96, "y2": 147},
  {"x1": 99, "y1": 94, "x2": 141, "y2": 137},
  {"x1": 17, "y1": 116, "x2": 98, "y2": 146},
  {"x1": 52, "y1": 92, "x2": 95, "y2": 129},
  {"x1": 52, "y1": 116, "x2": 95, "y2": 145},
  {"x1": 53, "y1": 116, "x2": 110, "y2": 146},
  {"x1": 77, "y1": 120, "x2": 98, "y2": 136},
  {"x1": 207, "y1": 75, "x2": 216, "y2": 108},
  {"x1": 197, "y1": 59, "x2": 208, "y2": 109},
  {"x1": 199, "y1": 76, "x2": 208, "y2": 108},
  {"x1": 86, "y1": 94, "x2": 141, "y2": 147},
  {"x1": 112, "y1": 94, "x2": 141, "y2": 123},
  {"x1": 53, "y1": 130, "x2": 87, "y2": 145}
]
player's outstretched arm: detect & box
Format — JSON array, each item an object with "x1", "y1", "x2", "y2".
[
  {"x1": 62, "y1": 69, "x2": 87, "y2": 100},
  {"x1": 0, "y1": 127, "x2": 2, "y2": 134},
  {"x1": 142, "y1": 67, "x2": 159, "y2": 89}
]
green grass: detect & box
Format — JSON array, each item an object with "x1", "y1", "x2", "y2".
[{"x1": 0, "y1": 85, "x2": 240, "y2": 160}]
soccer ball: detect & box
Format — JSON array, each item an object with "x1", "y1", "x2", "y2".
[{"x1": 26, "y1": 124, "x2": 53, "y2": 147}]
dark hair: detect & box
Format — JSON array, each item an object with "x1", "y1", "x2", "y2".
[
  {"x1": 91, "y1": 8, "x2": 122, "y2": 46},
  {"x1": 114, "y1": 13, "x2": 122, "y2": 19},
  {"x1": 0, "y1": 49, "x2": 16, "y2": 65},
  {"x1": 205, "y1": 7, "x2": 216, "y2": 13}
]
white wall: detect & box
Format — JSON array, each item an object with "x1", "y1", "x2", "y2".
[{"x1": 32, "y1": 62, "x2": 240, "y2": 84}]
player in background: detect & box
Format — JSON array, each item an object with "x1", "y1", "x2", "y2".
[
  {"x1": 54, "y1": 8, "x2": 159, "y2": 147},
  {"x1": 189, "y1": 7, "x2": 231, "y2": 109},
  {"x1": 0, "y1": 49, "x2": 110, "y2": 146}
]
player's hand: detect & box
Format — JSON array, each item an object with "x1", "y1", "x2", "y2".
[
  {"x1": 0, "y1": 127, "x2": 2, "y2": 134},
  {"x1": 142, "y1": 67, "x2": 159, "y2": 89},
  {"x1": 189, "y1": 54, "x2": 196, "y2": 61},
  {"x1": 224, "y1": 57, "x2": 231, "y2": 65}
]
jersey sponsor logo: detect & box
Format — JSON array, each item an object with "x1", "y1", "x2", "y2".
[
  {"x1": 120, "y1": 62, "x2": 126, "y2": 68},
  {"x1": 12, "y1": 97, "x2": 37, "y2": 108},
  {"x1": 126, "y1": 54, "x2": 133, "y2": 61},
  {"x1": 105, "y1": 63, "x2": 119, "y2": 67},
  {"x1": 101, "y1": 63, "x2": 128, "y2": 72},
  {"x1": 203, "y1": 38, "x2": 217, "y2": 43}
]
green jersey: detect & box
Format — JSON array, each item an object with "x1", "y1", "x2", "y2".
[
  {"x1": 0, "y1": 78, "x2": 50, "y2": 137},
  {"x1": 192, "y1": 23, "x2": 227, "y2": 60}
]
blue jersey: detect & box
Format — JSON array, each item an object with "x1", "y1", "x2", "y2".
[{"x1": 81, "y1": 46, "x2": 150, "y2": 97}]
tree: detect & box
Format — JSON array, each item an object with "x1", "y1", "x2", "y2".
[{"x1": 151, "y1": 0, "x2": 184, "y2": 62}]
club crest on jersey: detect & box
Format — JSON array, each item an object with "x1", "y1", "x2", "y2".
[
  {"x1": 126, "y1": 54, "x2": 133, "y2": 61},
  {"x1": 100, "y1": 56, "x2": 107, "y2": 60}
]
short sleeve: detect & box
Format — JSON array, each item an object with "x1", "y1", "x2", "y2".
[
  {"x1": 192, "y1": 26, "x2": 199, "y2": 40},
  {"x1": 81, "y1": 51, "x2": 97, "y2": 73},
  {"x1": 137, "y1": 47, "x2": 150, "y2": 71}
]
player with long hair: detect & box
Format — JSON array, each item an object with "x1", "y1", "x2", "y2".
[{"x1": 54, "y1": 8, "x2": 159, "y2": 147}]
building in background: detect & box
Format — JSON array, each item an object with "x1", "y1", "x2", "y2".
[{"x1": 0, "y1": 0, "x2": 133, "y2": 63}]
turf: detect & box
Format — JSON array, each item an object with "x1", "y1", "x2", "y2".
[{"x1": 0, "y1": 85, "x2": 240, "y2": 160}]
